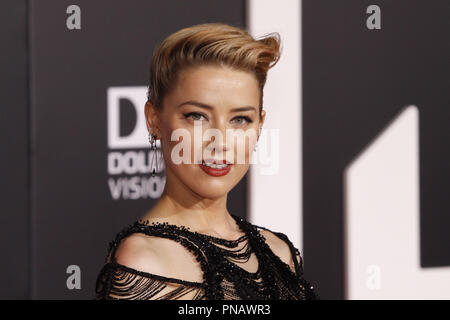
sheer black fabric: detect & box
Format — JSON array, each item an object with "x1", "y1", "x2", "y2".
[{"x1": 95, "y1": 213, "x2": 319, "y2": 300}]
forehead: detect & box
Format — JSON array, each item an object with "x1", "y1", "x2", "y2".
[{"x1": 165, "y1": 65, "x2": 260, "y2": 109}]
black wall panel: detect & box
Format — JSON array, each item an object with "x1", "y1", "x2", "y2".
[{"x1": 0, "y1": 0, "x2": 29, "y2": 299}]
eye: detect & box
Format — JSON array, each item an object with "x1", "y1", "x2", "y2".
[
  {"x1": 231, "y1": 116, "x2": 253, "y2": 125},
  {"x1": 183, "y1": 112, "x2": 207, "y2": 121}
]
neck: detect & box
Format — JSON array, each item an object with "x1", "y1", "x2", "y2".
[{"x1": 144, "y1": 169, "x2": 238, "y2": 236}]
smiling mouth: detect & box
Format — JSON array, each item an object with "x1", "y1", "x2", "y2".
[
  {"x1": 199, "y1": 160, "x2": 233, "y2": 176},
  {"x1": 202, "y1": 160, "x2": 231, "y2": 168}
]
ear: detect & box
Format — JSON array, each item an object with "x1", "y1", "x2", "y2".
[
  {"x1": 259, "y1": 109, "x2": 266, "y2": 136},
  {"x1": 260, "y1": 109, "x2": 266, "y2": 127},
  {"x1": 144, "y1": 100, "x2": 161, "y2": 137}
]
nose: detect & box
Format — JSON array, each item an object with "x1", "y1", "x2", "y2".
[
  {"x1": 204, "y1": 122, "x2": 232, "y2": 159},
  {"x1": 205, "y1": 130, "x2": 230, "y2": 152}
]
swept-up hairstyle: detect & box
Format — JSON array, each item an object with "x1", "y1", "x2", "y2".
[{"x1": 147, "y1": 23, "x2": 281, "y2": 118}]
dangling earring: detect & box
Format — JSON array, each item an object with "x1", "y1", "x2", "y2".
[{"x1": 148, "y1": 131, "x2": 160, "y2": 177}]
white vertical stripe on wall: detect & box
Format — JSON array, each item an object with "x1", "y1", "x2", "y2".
[
  {"x1": 344, "y1": 105, "x2": 450, "y2": 299},
  {"x1": 247, "y1": 0, "x2": 302, "y2": 250}
]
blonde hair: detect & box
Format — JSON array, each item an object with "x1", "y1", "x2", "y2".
[{"x1": 147, "y1": 23, "x2": 281, "y2": 117}]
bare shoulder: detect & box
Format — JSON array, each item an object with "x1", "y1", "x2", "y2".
[
  {"x1": 113, "y1": 226, "x2": 204, "y2": 282},
  {"x1": 114, "y1": 233, "x2": 170, "y2": 276},
  {"x1": 258, "y1": 228, "x2": 294, "y2": 267}
]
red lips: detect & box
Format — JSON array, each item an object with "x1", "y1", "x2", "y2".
[{"x1": 199, "y1": 160, "x2": 232, "y2": 177}]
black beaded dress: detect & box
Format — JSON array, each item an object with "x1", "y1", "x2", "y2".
[{"x1": 95, "y1": 213, "x2": 319, "y2": 300}]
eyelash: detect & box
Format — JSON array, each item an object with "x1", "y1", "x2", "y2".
[{"x1": 183, "y1": 112, "x2": 253, "y2": 125}]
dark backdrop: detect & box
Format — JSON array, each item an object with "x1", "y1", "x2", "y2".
[{"x1": 0, "y1": 0, "x2": 29, "y2": 300}]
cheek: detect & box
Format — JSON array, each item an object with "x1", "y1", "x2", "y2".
[{"x1": 160, "y1": 124, "x2": 197, "y2": 165}]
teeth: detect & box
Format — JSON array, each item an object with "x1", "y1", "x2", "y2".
[{"x1": 202, "y1": 161, "x2": 229, "y2": 169}]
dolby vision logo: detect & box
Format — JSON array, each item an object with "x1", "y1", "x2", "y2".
[{"x1": 106, "y1": 86, "x2": 165, "y2": 200}]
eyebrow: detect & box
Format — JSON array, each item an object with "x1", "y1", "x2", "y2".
[{"x1": 177, "y1": 100, "x2": 257, "y2": 113}]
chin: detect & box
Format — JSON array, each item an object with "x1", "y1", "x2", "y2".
[
  {"x1": 189, "y1": 178, "x2": 233, "y2": 198},
  {"x1": 191, "y1": 187, "x2": 230, "y2": 199}
]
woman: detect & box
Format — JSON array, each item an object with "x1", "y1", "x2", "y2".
[{"x1": 95, "y1": 22, "x2": 319, "y2": 300}]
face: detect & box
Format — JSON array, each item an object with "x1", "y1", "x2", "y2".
[{"x1": 145, "y1": 65, "x2": 265, "y2": 199}]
